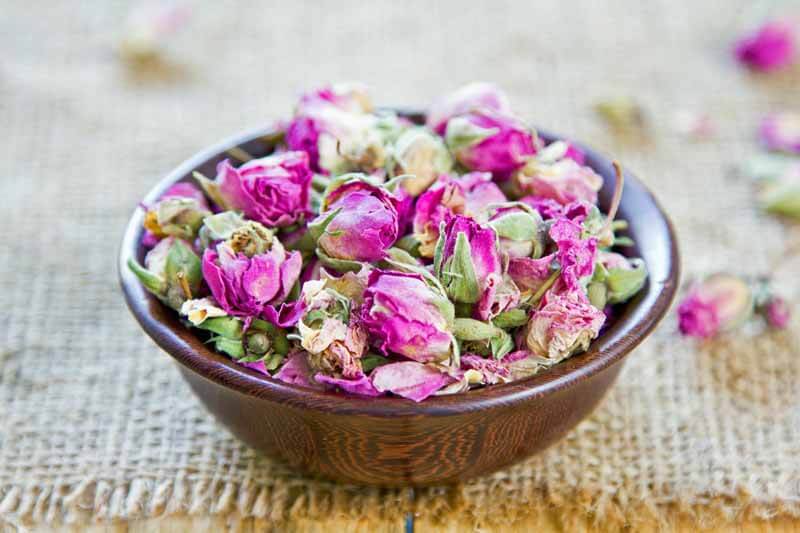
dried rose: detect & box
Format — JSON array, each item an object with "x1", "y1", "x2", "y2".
[
  {"x1": 273, "y1": 351, "x2": 322, "y2": 389},
  {"x1": 202, "y1": 222, "x2": 302, "y2": 321},
  {"x1": 487, "y1": 203, "x2": 546, "y2": 259},
  {"x1": 521, "y1": 289, "x2": 606, "y2": 362},
  {"x1": 311, "y1": 177, "x2": 400, "y2": 264},
  {"x1": 360, "y1": 270, "x2": 456, "y2": 364},
  {"x1": 433, "y1": 215, "x2": 520, "y2": 320},
  {"x1": 444, "y1": 109, "x2": 537, "y2": 179},
  {"x1": 195, "y1": 151, "x2": 312, "y2": 228},
  {"x1": 677, "y1": 273, "x2": 753, "y2": 339},
  {"x1": 143, "y1": 182, "x2": 211, "y2": 241},
  {"x1": 507, "y1": 253, "x2": 557, "y2": 293},
  {"x1": 763, "y1": 296, "x2": 791, "y2": 329},
  {"x1": 286, "y1": 95, "x2": 403, "y2": 175},
  {"x1": 759, "y1": 112, "x2": 800, "y2": 155},
  {"x1": 413, "y1": 172, "x2": 506, "y2": 257},
  {"x1": 370, "y1": 361, "x2": 453, "y2": 402},
  {"x1": 294, "y1": 83, "x2": 373, "y2": 115},
  {"x1": 512, "y1": 153, "x2": 603, "y2": 206},
  {"x1": 734, "y1": 19, "x2": 797, "y2": 72},
  {"x1": 426, "y1": 82, "x2": 512, "y2": 135},
  {"x1": 127, "y1": 236, "x2": 202, "y2": 310},
  {"x1": 549, "y1": 217, "x2": 597, "y2": 292},
  {"x1": 386, "y1": 127, "x2": 453, "y2": 196},
  {"x1": 459, "y1": 350, "x2": 546, "y2": 385},
  {"x1": 296, "y1": 278, "x2": 368, "y2": 380}
]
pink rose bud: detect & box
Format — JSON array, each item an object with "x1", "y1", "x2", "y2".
[
  {"x1": 313, "y1": 178, "x2": 401, "y2": 263},
  {"x1": 521, "y1": 288, "x2": 606, "y2": 362},
  {"x1": 677, "y1": 273, "x2": 753, "y2": 339},
  {"x1": 759, "y1": 112, "x2": 800, "y2": 155},
  {"x1": 426, "y1": 82, "x2": 512, "y2": 135},
  {"x1": 549, "y1": 217, "x2": 598, "y2": 292},
  {"x1": 201, "y1": 223, "x2": 303, "y2": 321},
  {"x1": 764, "y1": 296, "x2": 791, "y2": 329},
  {"x1": 434, "y1": 215, "x2": 520, "y2": 320},
  {"x1": 294, "y1": 83, "x2": 373, "y2": 115},
  {"x1": 196, "y1": 151, "x2": 312, "y2": 228},
  {"x1": 445, "y1": 109, "x2": 537, "y2": 179},
  {"x1": 413, "y1": 172, "x2": 506, "y2": 257},
  {"x1": 360, "y1": 270, "x2": 456, "y2": 364},
  {"x1": 512, "y1": 143, "x2": 603, "y2": 206},
  {"x1": 143, "y1": 182, "x2": 211, "y2": 242},
  {"x1": 734, "y1": 19, "x2": 797, "y2": 72}
]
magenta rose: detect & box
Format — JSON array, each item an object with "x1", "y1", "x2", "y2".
[
  {"x1": 314, "y1": 180, "x2": 400, "y2": 262},
  {"x1": 549, "y1": 217, "x2": 597, "y2": 292},
  {"x1": 413, "y1": 172, "x2": 506, "y2": 257},
  {"x1": 434, "y1": 215, "x2": 519, "y2": 320},
  {"x1": 202, "y1": 238, "x2": 302, "y2": 323},
  {"x1": 360, "y1": 270, "x2": 455, "y2": 364},
  {"x1": 677, "y1": 274, "x2": 753, "y2": 339},
  {"x1": 202, "y1": 151, "x2": 312, "y2": 228},
  {"x1": 444, "y1": 109, "x2": 536, "y2": 179},
  {"x1": 734, "y1": 19, "x2": 797, "y2": 72},
  {"x1": 426, "y1": 82, "x2": 512, "y2": 135}
]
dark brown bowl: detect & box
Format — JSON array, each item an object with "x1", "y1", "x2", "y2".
[{"x1": 119, "y1": 116, "x2": 679, "y2": 487}]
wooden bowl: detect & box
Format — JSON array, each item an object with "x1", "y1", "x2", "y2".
[{"x1": 119, "y1": 116, "x2": 679, "y2": 487}]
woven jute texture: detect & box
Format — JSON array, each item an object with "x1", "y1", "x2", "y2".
[{"x1": 2, "y1": 0, "x2": 799, "y2": 530}]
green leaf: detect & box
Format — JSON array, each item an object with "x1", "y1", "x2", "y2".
[
  {"x1": 490, "y1": 330, "x2": 514, "y2": 360},
  {"x1": 213, "y1": 336, "x2": 244, "y2": 359},
  {"x1": 198, "y1": 316, "x2": 243, "y2": 339}
]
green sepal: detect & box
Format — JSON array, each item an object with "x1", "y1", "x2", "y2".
[
  {"x1": 127, "y1": 257, "x2": 166, "y2": 295},
  {"x1": 193, "y1": 171, "x2": 231, "y2": 210},
  {"x1": 165, "y1": 239, "x2": 202, "y2": 289},
  {"x1": 394, "y1": 234, "x2": 421, "y2": 257},
  {"x1": 212, "y1": 336, "x2": 244, "y2": 359},
  {"x1": 492, "y1": 308, "x2": 529, "y2": 329},
  {"x1": 437, "y1": 231, "x2": 480, "y2": 304},
  {"x1": 315, "y1": 247, "x2": 365, "y2": 273},
  {"x1": 606, "y1": 259, "x2": 648, "y2": 304},
  {"x1": 198, "y1": 316, "x2": 243, "y2": 339}
]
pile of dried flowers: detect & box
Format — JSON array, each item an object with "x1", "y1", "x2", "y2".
[{"x1": 128, "y1": 83, "x2": 647, "y2": 401}]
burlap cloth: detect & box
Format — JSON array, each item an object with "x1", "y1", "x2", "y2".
[{"x1": 2, "y1": 1, "x2": 799, "y2": 530}]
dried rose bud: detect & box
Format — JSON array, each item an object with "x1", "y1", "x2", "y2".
[
  {"x1": 196, "y1": 151, "x2": 312, "y2": 228},
  {"x1": 294, "y1": 83, "x2": 373, "y2": 115},
  {"x1": 444, "y1": 109, "x2": 537, "y2": 179},
  {"x1": 286, "y1": 89, "x2": 403, "y2": 175},
  {"x1": 757, "y1": 161, "x2": 800, "y2": 219},
  {"x1": 202, "y1": 225, "x2": 302, "y2": 321},
  {"x1": 426, "y1": 82, "x2": 512, "y2": 135},
  {"x1": 127, "y1": 236, "x2": 202, "y2": 310},
  {"x1": 387, "y1": 127, "x2": 453, "y2": 196},
  {"x1": 759, "y1": 112, "x2": 800, "y2": 155},
  {"x1": 763, "y1": 296, "x2": 792, "y2": 329},
  {"x1": 312, "y1": 177, "x2": 401, "y2": 263},
  {"x1": 296, "y1": 278, "x2": 368, "y2": 380},
  {"x1": 521, "y1": 289, "x2": 606, "y2": 362},
  {"x1": 549, "y1": 217, "x2": 598, "y2": 292},
  {"x1": 143, "y1": 182, "x2": 211, "y2": 241},
  {"x1": 677, "y1": 273, "x2": 753, "y2": 339},
  {"x1": 734, "y1": 19, "x2": 797, "y2": 73},
  {"x1": 360, "y1": 270, "x2": 456, "y2": 365},
  {"x1": 413, "y1": 172, "x2": 506, "y2": 257},
  {"x1": 512, "y1": 153, "x2": 603, "y2": 206},
  {"x1": 488, "y1": 203, "x2": 546, "y2": 259},
  {"x1": 434, "y1": 215, "x2": 519, "y2": 320},
  {"x1": 459, "y1": 350, "x2": 546, "y2": 386}
]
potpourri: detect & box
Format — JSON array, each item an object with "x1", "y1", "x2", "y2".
[{"x1": 129, "y1": 83, "x2": 648, "y2": 401}]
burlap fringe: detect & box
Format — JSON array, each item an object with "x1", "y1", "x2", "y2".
[{"x1": 2, "y1": 479, "x2": 799, "y2": 531}]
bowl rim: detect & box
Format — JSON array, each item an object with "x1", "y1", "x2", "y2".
[{"x1": 119, "y1": 119, "x2": 680, "y2": 417}]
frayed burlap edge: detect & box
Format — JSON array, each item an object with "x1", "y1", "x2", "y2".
[{"x1": 2, "y1": 479, "x2": 799, "y2": 531}]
